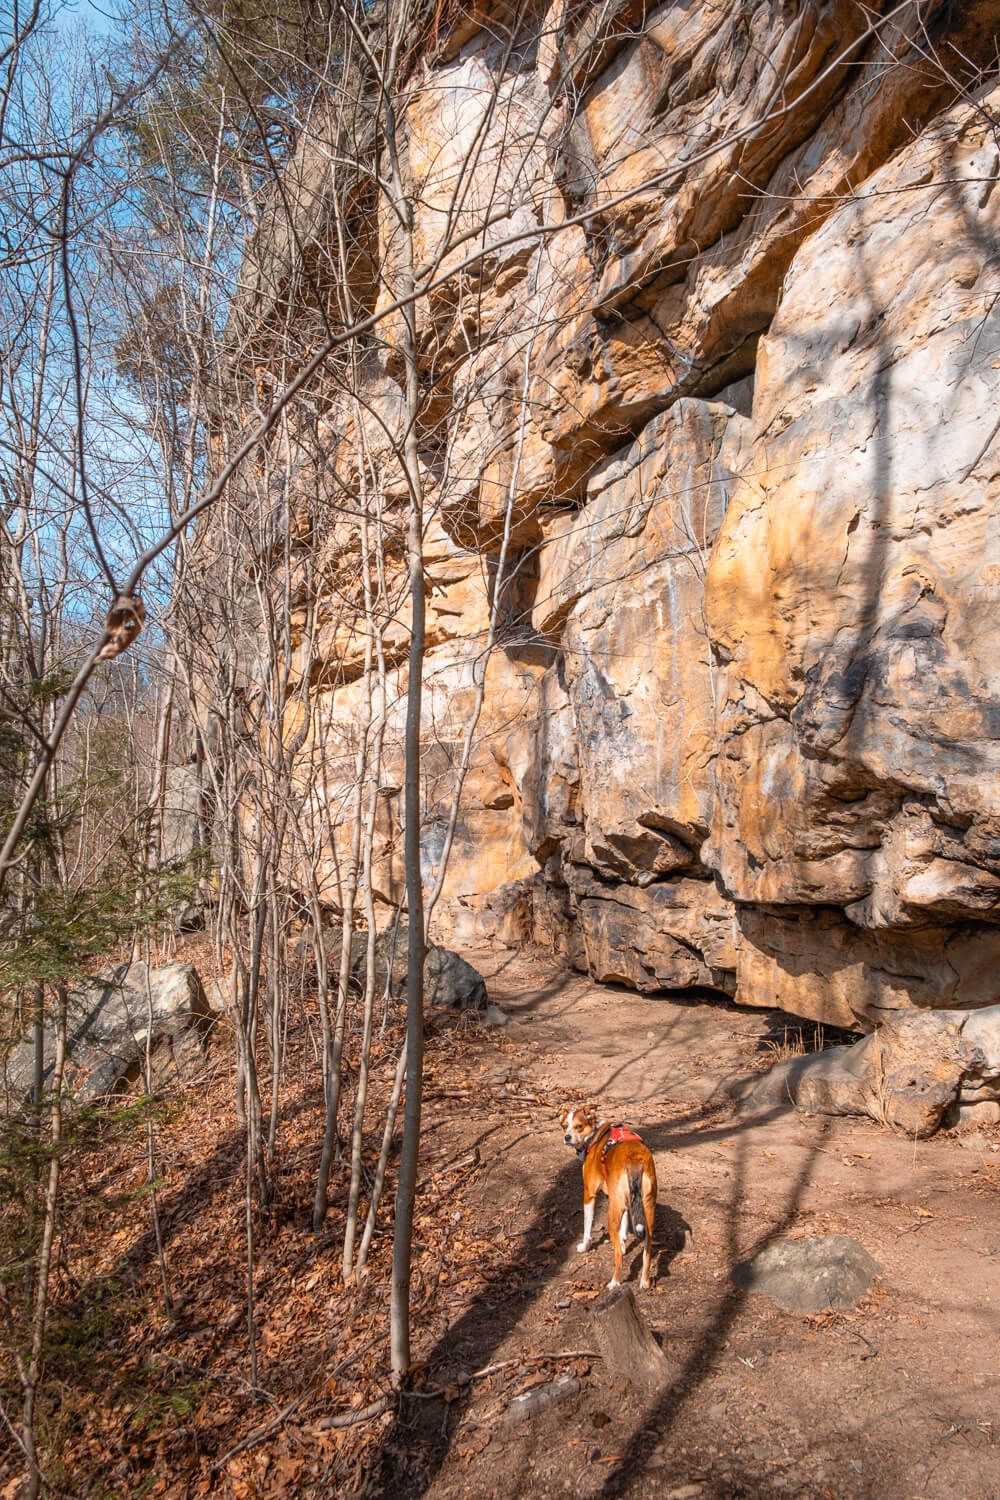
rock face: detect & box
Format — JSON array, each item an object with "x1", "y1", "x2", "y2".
[
  {"x1": 159, "y1": 763, "x2": 210, "y2": 929},
  {"x1": 1, "y1": 963, "x2": 212, "y2": 1107},
  {"x1": 228, "y1": 2, "x2": 1000, "y2": 1030},
  {"x1": 706, "y1": 71, "x2": 1000, "y2": 1026}
]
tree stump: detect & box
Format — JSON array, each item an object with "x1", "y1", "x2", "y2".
[{"x1": 592, "y1": 1286, "x2": 670, "y2": 1392}]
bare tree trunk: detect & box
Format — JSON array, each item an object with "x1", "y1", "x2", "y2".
[
  {"x1": 356, "y1": 1043, "x2": 406, "y2": 1279},
  {"x1": 244, "y1": 1107, "x2": 259, "y2": 1391},
  {"x1": 389, "y1": 159, "x2": 426, "y2": 1386},
  {"x1": 18, "y1": 983, "x2": 67, "y2": 1500},
  {"x1": 311, "y1": 687, "x2": 370, "y2": 1228},
  {"x1": 342, "y1": 461, "x2": 388, "y2": 1281},
  {"x1": 142, "y1": 956, "x2": 173, "y2": 1316}
]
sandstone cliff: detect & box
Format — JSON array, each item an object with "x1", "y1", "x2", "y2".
[{"x1": 227, "y1": 0, "x2": 1000, "y2": 1030}]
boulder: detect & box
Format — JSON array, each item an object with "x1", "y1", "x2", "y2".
[
  {"x1": 738, "y1": 1005, "x2": 1000, "y2": 1137},
  {"x1": 731, "y1": 1235, "x2": 881, "y2": 1313},
  {"x1": 307, "y1": 924, "x2": 488, "y2": 1011},
  {"x1": 1, "y1": 962, "x2": 212, "y2": 1108}
]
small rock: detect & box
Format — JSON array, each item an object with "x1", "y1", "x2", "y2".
[
  {"x1": 483, "y1": 1004, "x2": 511, "y2": 1028},
  {"x1": 958, "y1": 1131, "x2": 997, "y2": 1154},
  {"x1": 666, "y1": 1486, "x2": 704, "y2": 1499},
  {"x1": 204, "y1": 977, "x2": 230, "y2": 1015},
  {"x1": 731, "y1": 1234, "x2": 880, "y2": 1313},
  {"x1": 501, "y1": 1374, "x2": 580, "y2": 1427},
  {"x1": 954, "y1": 1100, "x2": 1000, "y2": 1130}
]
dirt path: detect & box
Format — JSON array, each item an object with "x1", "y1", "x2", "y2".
[
  {"x1": 29, "y1": 940, "x2": 999, "y2": 1498},
  {"x1": 387, "y1": 947, "x2": 1000, "y2": 1500}
]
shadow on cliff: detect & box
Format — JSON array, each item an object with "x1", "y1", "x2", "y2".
[
  {"x1": 733, "y1": 113, "x2": 1000, "y2": 1017},
  {"x1": 364, "y1": 1096, "x2": 831, "y2": 1498}
]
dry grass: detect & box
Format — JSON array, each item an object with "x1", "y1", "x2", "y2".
[{"x1": 760, "y1": 1023, "x2": 827, "y2": 1064}]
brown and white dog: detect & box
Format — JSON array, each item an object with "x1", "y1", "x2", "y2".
[{"x1": 560, "y1": 1106, "x2": 657, "y2": 1289}]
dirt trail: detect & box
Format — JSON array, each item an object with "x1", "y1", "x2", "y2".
[
  {"x1": 30, "y1": 940, "x2": 999, "y2": 1498},
  {"x1": 394, "y1": 947, "x2": 1000, "y2": 1500}
]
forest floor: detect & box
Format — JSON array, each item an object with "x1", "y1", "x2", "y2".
[{"x1": 8, "y1": 940, "x2": 1000, "y2": 1499}]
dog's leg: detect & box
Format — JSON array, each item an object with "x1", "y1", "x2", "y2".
[
  {"x1": 577, "y1": 1196, "x2": 596, "y2": 1254},
  {"x1": 607, "y1": 1189, "x2": 626, "y2": 1289},
  {"x1": 639, "y1": 1168, "x2": 656, "y2": 1290}
]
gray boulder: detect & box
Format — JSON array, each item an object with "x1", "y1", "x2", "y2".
[
  {"x1": 731, "y1": 1235, "x2": 881, "y2": 1313},
  {"x1": 421, "y1": 938, "x2": 488, "y2": 1012},
  {"x1": 303, "y1": 923, "x2": 487, "y2": 1011},
  {"x1": 2, "y1": 962, "x2": 212, "y2": 1107}
]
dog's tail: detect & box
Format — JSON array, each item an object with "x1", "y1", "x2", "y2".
[{"x1": 628, "y1": 1166, "x2": 645, "y2": 1238}]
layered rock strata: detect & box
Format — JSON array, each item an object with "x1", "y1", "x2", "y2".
[{"x1": 225, "y1": 1, "x2": 1000, "y2": 1029}]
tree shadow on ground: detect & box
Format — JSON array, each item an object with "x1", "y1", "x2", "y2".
[{"x1": 365, "y1": 1097, "x2": 830, "y2": 1498}]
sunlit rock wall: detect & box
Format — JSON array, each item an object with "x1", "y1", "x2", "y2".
[{"x1": 249, "y1": 0, "x2": 1000, "y2": 1029}]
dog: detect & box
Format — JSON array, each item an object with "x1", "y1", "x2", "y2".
[{"x1": 560, "y1": 1105, "x2": 657, "y2": 1289}]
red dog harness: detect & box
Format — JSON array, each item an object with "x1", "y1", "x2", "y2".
[{"x1": 597, "y1": 1123, "x2": 644, "y2": 1180}]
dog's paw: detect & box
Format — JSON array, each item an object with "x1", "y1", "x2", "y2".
[
  {"x1": 576, "y1": 1240, "x2": 590, "y2": 1254},
  {"x1": 639, "y1": 1276, "x2": 651, "y2": 1291},
  {"x1": 606, "y1": 1277, "x2": 621, "y2": 1290}
]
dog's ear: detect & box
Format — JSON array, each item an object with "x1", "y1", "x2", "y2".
[{"x1": 558, "y1": 1107, "x2": 569, "y2": 1129}]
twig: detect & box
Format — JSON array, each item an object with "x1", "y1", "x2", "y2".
[
  {"x1": 208, "y1": 1396, "x2": 303, "y2": 1474},
  {"x1": 420, "y1": 1148, "x2": 479, "y2": 1179},
  {"x1": 842, "y1": 1328, "x2": 879, "y2": 1360},
  {"x1": 895, "y1": 1218, "x2": 930, "y2": 1237},
  {"x1": 396, "y1": 1350, "x2": 603, "y2": 1405},
  {"x1": 470, "y1": 1350, "x2": 600, "y2": 1382},
  {"x1": 315, "y1": 1395, "x2": 392, "y2": 1430},
  {"x1": 153, "y1": 1353, "x2": 279, "y2": 1404}
]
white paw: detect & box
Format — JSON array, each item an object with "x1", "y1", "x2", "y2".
[
  {"x1": 577, "y1": 1240, "x2": 590, "y2": 1253},
  {"x1": 607, "y1": 1277, "x2": 621, "y2": 1290},
  {"x1": 639, "y1": 1276, "x2": 650, "y2": 1291}
]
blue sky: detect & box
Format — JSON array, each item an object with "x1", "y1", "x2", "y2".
[{"x1": 53, "y1": 0, "x2": 117, "y2": 37}]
